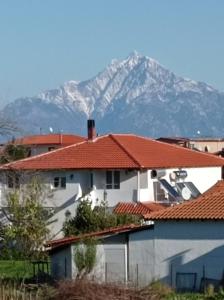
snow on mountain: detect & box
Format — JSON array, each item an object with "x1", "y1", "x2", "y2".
[{"x1": 2, "y1": 52, "x2": 224, "y2": 137}]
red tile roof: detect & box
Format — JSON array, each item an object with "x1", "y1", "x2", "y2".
[
  {"x1": 13, "y1": 134, "x2": 85, "y2": 146},
  {"x1": 114, "y1": 202, "x2": 167, "y2": 217},
  {"x1": 145, "y1": 180, "x2": 224, "y2": 220},
  {"x1": 46, "y1": 224, "x2": 148, "y2": 250},
  {"x1": 1, "y1": 134, "x2": 224, "y2": 170}
]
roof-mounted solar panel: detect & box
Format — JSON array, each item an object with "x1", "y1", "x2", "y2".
[
  {"x1": 176, "y1": 181, "x2": 201, "y2": 199},
  {"x1": 184, "y1": 182, "x2": 201, "y2": 198},
  {"x1": 159, "y1": 179, "x2": 181, "y2": 201}
]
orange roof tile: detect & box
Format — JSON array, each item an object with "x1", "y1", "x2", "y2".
[
  {"x1": 13, "y1": 134, "x2": 85, "y2": 146},
  {"x1": 46, "y1": 224, "x2": 149, "y2": 250},
  {"x1": 145, "y1": 180, "x2": 224, "y2": 220},
  {"x1": 1, "y1": 134, "x2": 224, "y2": 170},
  {"x1": 114, "y1": 202, "x2": 167, "y2": 217}
]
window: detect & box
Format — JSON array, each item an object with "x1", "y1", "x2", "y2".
[
  {"x1": 7, "y1": 174, "x2": 20, "y2": 189},
  {"x1": 48, "y1": 147, "x2": 55, "y2": 152},
  {"x1": 53, "y1": 177, "x2": 66, "y2": 189},
  {"x1": 90, "y1": 172, "x2": 94, "y2": 189},
  {"x1": 106, "y1": 171, "x2": 120, "y2": 189}
]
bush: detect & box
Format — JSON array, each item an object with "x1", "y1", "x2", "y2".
[{"x1": 63, "y1": 199, "x2": 140, "y2": 236}]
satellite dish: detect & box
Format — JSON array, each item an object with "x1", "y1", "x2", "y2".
[
  {"x1": 49, "y1": 127, "x2": 53, "y2": 133},
  {"x1": 181, "y1": 187, "x2": 191, "y2": 201}
]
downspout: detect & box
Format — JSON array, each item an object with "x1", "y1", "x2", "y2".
[
  {"x1": 125, "y1": 234, "x2": 128, "y2": 284},
  {"x1": 137, "y1": 170, "x2": 140, "y2": 202}
]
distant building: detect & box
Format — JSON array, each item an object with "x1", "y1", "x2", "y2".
[
  {"x1": 12, "y1": 133, "x2": 85, "y2": 156},
  {"x1": 157, "y1": 137, "x2": 224, "y2": 153}
]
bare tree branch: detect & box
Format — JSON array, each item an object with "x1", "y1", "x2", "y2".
[{"x1": 0, "y1": 115, "x2": 20, "y2": 137}]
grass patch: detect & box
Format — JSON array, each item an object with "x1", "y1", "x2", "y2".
[{"x1": 0, "y1": 260, "x2": 33, "y2": 279}]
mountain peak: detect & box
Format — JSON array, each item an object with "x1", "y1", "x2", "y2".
[
  {"x1": 2, "y1": 52, "x2": 223, "y2": 138},
  {"x1": 128, "y1": 50, "x2": 141, "y2": 58}
]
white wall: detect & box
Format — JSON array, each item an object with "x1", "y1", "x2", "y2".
[
  {"x1": 147, "y1": 166, "x2": 221, "y2": 202},
  {"x1": 0, "y1": 166, "x2": 221, "y2": 238},
  {"x1": 70, "y1": 243, "x2": 106, "y2": 282},
  {"x1": 91, "y1": 170, "x2": 138, "y2": 206},
  {"x1": 70, "y1": 234, "x2": 127, "y2": 282},
  {"x1": 30, "y1": 145, "x2": 61, "y2": 156},
  {"x1": 129, "y1": 228, "x2": 155, "y2": 286},
  {"x1": 154, "y1": 221, "x2": 224, "y2": 290},
  {"x1": 43, "y1": 170, "x2": 90, "y2": 238}
]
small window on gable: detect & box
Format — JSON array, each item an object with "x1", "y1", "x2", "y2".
[
  {"x1": 106, "y1": 171, "x2": 120, "y2": 189},
  {"x1": 48, "y1": 147, "x2": 55, "y2": 152},
  {"x1": 53, "y1": 177, "x2": 66, "y2": 189}
]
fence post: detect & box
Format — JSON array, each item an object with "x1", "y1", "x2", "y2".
[
  {"x1": 136, "y1": 264, "x2": 138, "y2": 287},
  {"x1": 203, "y1": 264, "x2": 206, "y2": 293},
  {"x1": 105, "y1": 262, "x2": 107, "y2": 283}
]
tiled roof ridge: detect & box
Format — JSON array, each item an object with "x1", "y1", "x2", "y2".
[
  {"x1": 13, "y1": 133, "x2": 85, "y2": 145},
  {"x1": 110, "y1": 134, "x2": 142, "y2": 168},
  {"x1": 113, "y1": 134, "x2": 224, "y2": 167},
  {"x1": 145, "y1": 180, "x2": 224, "y2": 220},
  {"x1": 0, "y1": 139, "x2": 87, "y2": 169}
]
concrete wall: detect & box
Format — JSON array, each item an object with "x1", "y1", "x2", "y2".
[
  {"x1": 154, "y1": 221, "x2": 224, "y2": 290},
  {"x1": 129, "y1": 228, "x2": 155, "y2": 286},
  {"x1": 70, "y1": 234, "x2": 127, "y2": 283}
]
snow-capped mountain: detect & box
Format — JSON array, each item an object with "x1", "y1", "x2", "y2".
[{"x1": 2, "y1": 51, "x2": 224, "y2": 137}]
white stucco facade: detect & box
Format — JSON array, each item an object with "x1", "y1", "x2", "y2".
[{"x1": 0, "y1": 165, "x2": 222, "y2": 238}]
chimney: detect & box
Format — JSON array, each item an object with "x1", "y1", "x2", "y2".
[{"x1": 87, "y1": 119, "x2": 96, "y2": 140}]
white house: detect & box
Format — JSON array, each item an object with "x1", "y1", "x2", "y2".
[
  {"x1": 0, "y1": 120, "x2": 224, "y2": 237},
  {"x1": 48, "y1": 180, "x2": 224, "y2": 291}
]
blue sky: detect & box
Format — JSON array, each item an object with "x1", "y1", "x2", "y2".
[{"x1": 0, "y1": 0, "x2": 224, "y2": 105}]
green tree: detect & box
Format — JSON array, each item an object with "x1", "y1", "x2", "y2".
[
  {"x1": 63, "y1": 199, "x2": 140, "y2": 236},
  {"x1": 1, "y1": 175, "x2": 50, "y2": 260},
  {"x1": 0, "y1": 144, "x2": 29, "y2": 164},
  {"x1": 74, "y1": 238, "x2": 97, "y2": 279}
]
